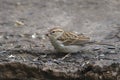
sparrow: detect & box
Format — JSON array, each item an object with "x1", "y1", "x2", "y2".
[{"x1": 46, "y1": 27, "x2": 114, "y2": 53}]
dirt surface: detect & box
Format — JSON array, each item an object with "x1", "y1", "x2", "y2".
[{"x1": 0, "y1": 0, "x2": 120, "y2": 80}]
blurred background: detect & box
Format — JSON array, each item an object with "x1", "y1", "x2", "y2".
[{"x1": 0, "y1": 0, "x2": 119, "y2": 52}]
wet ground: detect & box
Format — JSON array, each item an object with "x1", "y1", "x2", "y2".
[{"x1": 0, "y1": 0, "x2": 120, "y2": 80}]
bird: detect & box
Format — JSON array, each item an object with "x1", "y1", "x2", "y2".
[{"x1": 46, "y1": 27, "x2": 114, "y2": 56}]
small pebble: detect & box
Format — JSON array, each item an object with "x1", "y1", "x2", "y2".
[
  {"x1": 99, "y1": 54, "x2": 105, "y2": 57},
  {"x1": 31, "y1": 33, "x2": 37, "y2": 39},
  {"x1": 15, "y1": 20, "x2": 24, "y2": 26},
  {"x1": 8, "y1": 55, "x2": 15, "y2": 58},
  {"x1": 93, "y1": 47, "x2": 101, "y2": 51},
  {"x1": 110, "y1": 50, "x2": 116, "y2": 54}
]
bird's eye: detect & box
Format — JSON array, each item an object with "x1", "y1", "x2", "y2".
[
  {"x1": 50, "y1": 31, "x2": 55, "y2": 34},
  {"x1": 52, "y1": 31, "x2": 55, "y2": 33}
]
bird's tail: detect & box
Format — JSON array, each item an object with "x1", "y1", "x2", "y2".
[{"x1": 87, "y1": 41, "x2": 115, "y2": 46}]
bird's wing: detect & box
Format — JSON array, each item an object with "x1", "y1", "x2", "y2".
[
  {"x1": 62, "y1": 35, "x2": 90, "y2": 45},
  {"x1": 59, "y1": 32, "x2": 90, "y2": 45},
  {"x1": 70, "y1": 34, "x2": 90, "y2": 45}
]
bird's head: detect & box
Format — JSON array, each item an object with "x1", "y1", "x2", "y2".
[{"x1": 46, "y1": 27, "x2": 64, "y2": 39}]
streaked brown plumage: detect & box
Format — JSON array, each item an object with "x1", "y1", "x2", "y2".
[{"x1": 57, "y1": 32, "x2": 90, "y2": 45}]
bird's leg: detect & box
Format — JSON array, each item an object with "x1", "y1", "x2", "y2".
[{"x1": 61, "y1": 52, "x2": 72, "y2": 60}]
